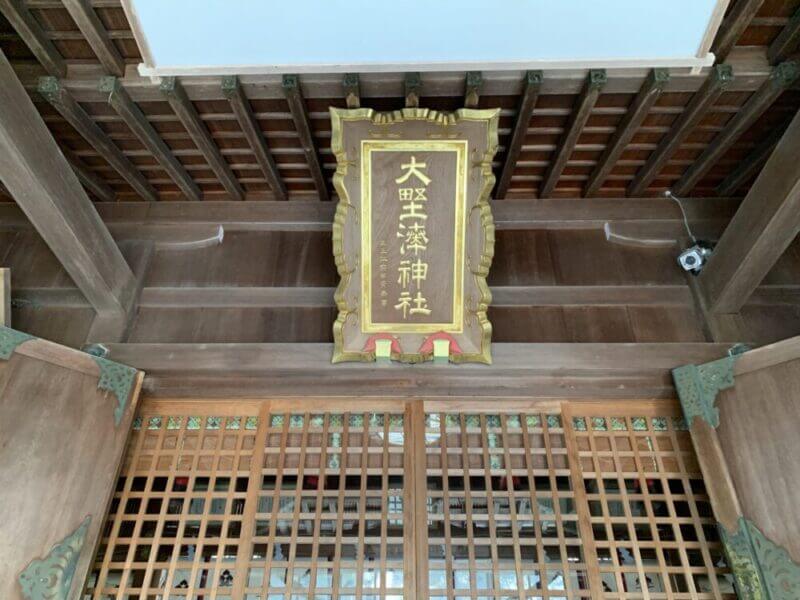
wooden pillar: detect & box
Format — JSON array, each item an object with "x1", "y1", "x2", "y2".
[
  {"x1": 0, "y1": 50, "x2": 135, "y2": 323},
  {"x1": 698, "y1": 108, "x2": 800, "y2": 313}
]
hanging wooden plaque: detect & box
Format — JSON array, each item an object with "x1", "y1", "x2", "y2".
[{"x1": 331, "y1": 107, "x2": 500, "y2": 364}]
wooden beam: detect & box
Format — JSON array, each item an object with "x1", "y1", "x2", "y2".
[
  {"x1": 343, "y1": 73, "x2": 360, "y2": 109},
  {"x1": 540, "y1": 69, "x2": 606, "y2": 198},
  {"x1": 281, "y1": 74, "x2": 329, "y2": 201},
  {"x1": 38, "y1": 76, "x2": 158, "y2": 202},
  {"x1": 101, "y1": 76, "x2": 201, "y2": 201},
  {"x1": 99, "y1": 341, "x2": 733, "y2": 398},
  {"x1": 14, "y1": 51, "x2": 774, "y2": 104},
  {"x1": 585, "y1": 69, "x2": 669, "y2": 197},
  {"x1": 0, "y1": 49, "x2": 135, "y2": 319},
  {"x1": 712, "y1": 0, "x2": 766, "y2": 63},
  {"x1": 160, "y1": 76, "x2": 244, "y2": 201},
  {"x1": 59, "y1": 143, "x2": 116, "y2": 202},
  {"x1": 404, "y1": 72, "x2": 422, "y2": 108},
  {"x1": 495, "y1": 71, "x2": 542, "y2": 199},
  {"x1": 222, "y1": 75, "x2": 287, "y2": 201},
  {"x1": 716, "y1": 115, "x2": 790, "y2": 197},
  {"x1": 627, "y1": 64, "x2": 734, "y2": 197},
  {"x1": 464, "y1": 71, "x2": 482, "y2": 108},
  {"x1": 673, "y1": 61, "x2": 799, "y2": 196},
  {"x1": 0, "y1": 0, "x2": 66, "y2": 77},
  {"x1": 768, "y1": 8, "x2": 800, "y2": 64},
  {"x1": 61, "y1": 0, "x2": 125, "y2": 76},
  {"x1": 698, "y1": 108, "x2": 800, "y2": 313}
]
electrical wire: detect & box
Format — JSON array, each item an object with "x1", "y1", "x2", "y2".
[{"x1": 664, "y1": 190, "x2": 697, "y2": 244}]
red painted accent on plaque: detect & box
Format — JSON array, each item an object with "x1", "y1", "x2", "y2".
[
  {"x1": 418, "y1": 332, "x2": 463, "y2": 355},
  {"x1": 363, "y1": 333, "x2": 402, "y2": 354}
]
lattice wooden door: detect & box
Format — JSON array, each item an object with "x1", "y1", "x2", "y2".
[{"x1": 85, "y1": 399, "x2": 738, "y2": 599}]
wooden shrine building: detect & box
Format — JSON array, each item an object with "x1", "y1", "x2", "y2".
[{"x1": 1, "y1": 1, "x2": 800, "y2": 599}]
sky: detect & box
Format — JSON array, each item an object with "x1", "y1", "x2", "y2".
[{"x1": 132, "y1": 0, "x2": 720, "y2": 70}]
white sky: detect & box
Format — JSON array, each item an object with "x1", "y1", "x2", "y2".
[{"x1": 131, "y1": 0, "x2": 721, "y2": 72}]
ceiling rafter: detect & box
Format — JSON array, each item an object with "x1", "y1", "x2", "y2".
[
  {"x1": 59, "y1": 142, "x2": 116, "y2": 202},
  {"x1": 712, "y1": 0, "x2": 767, "y2": 63},
  {"x1": 0, "y1": 0, "x2": 66, "y2": 76},
  {"x1": 222, "y1": 75, "x2": 288, "y2": 201},
  {"x1": 282, "y1": 74, "x2": 329, "y2": 202},
  {"x1": 585, "y1": 68, "x2": 669, "y2": 197},
  {"x1": 38, "y1": 75, "x2": 158, "y2": 201},
  {"x1": 673, "y1": 60, "x2": 799, "y2": 196},
  {"x1": 61, "y1": 0, "x2": 126, "y2": 76},
  {"x1": 495, "y1": 70, "x2": 542, "y2": 200},
  {"x1": 627, "y1": 64, "x2": 734, "y2": 197},
  {"x1": 160, "y1": 76, "x2": 244, "y2": 201},
  {"x1": 540, "y1": 69, "x2": 606, "y2": 198},
  {"x1": 101, "y1": 75, "x2": 202, "y2": 201}
]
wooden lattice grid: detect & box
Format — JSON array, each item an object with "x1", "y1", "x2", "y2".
[
  {"x1": 567, "y1": 403, "x2": 736, "y2": 600},
  {"x1": 85, "y1": 399, "x2": 737, "y2": 600}
]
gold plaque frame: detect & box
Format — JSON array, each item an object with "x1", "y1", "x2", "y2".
[{"x1": 331, "y1": 107, "x2": 500, "y2": 364}]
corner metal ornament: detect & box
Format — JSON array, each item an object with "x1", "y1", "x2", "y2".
[
  {"x1": 720, "y1": 517, "x2": 800, "y2": 600},
  {"x1": 0, "y1": 325, "x2": 34, "y2": 360},
  {"x1": 18, "y1": 516, "x2": 91, "y2": 600},
  {"x1": 93, "y1": 355, "x2": 137, "y2": 426},
  {"x1": 672, "y1": 354, "x2": 739, "y2": 428},
  {"x1": 330, "y1": 107, "x2": 499, "y2": 364}
]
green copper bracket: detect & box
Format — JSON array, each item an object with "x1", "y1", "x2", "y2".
[
  {"x1": 0, "y1": 325, "x2": 34, "y2": 360},
  {"x1": 18, "y1": 516, "x2": 91, "y2": 600},
  {"x1": 282, "y1": 74, "x2": 299, "y2": 91},
  {"x1": 588, "y1": 69, "x2": 608, "y2": 89},
  {"x1": 159, "y1": 76, "x2": 179, "y2": 96},
  {"x1": 673, "y1": 346, "x2": 747, "y2": 428},
  {"x1": 712, "y1": 63, "x2": 735, "y2": 86},
  {"x1": 92, "y1": 355, "x2": 138, "y2": 426},
  {"x1": 720, "y1": 517, "x2": 800, "y2": 600},
  {"x1": 221, "y1": 75, "x2": 238, "y2": 97},
  {"x1": 770, "y1": 61, "x2": 800, "y2": 90},
  {"x1": 37, "y1": 76, "x2": 62, "y2": 102}
]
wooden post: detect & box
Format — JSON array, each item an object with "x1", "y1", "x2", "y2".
[
  {"x1": 698, "y1": 108, "x2": 800, "y2": 313},
  {"x1": 0, "y1": 50, "x2": 136, "y2": 323}
]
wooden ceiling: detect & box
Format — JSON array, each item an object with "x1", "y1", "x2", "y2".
[{"x1": 1, "y1": 0, "x2": 800, "y2": 202}]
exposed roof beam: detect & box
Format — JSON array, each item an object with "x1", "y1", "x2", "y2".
[
  {"x1": 585, "y1": 68, "x2": 669, "y2": 197},
  {"x1": 0, "y1": 0, "x2": 66, "y2": 77},
  {"x1": 628, "y1": 64, "x2": 734, "y2": 197},
  {"x1": 712, "y1": 0, "x2": 766, "y2": 63},
  {"x1": 495, "y1": 71, "x2": 542, "y2": 199},
  {"x1": 716, "y1": 115, "x2": 790, "y2": 196},
  {"x1": 222, "y1": 75, "x2": 287, "y2": 201},
  {"x1": 404, "y1": 72, "x2": 422, "y2": 108},
  {"x1": 160, "y1": 76, "x2": 244, "y2": 201},
  {"x1": 61, "y1": 0, "x2": 125, "y2": 76},
  {"x1": 12, "y1": 48, "x2": 773, "y2": 103},
  {"x1": 698, "y1": 108, "x2": 800, "y2": 313},
  {"x1": 343, "y1": 73, "x2": 360, "y2": 108},
  {"x1": 464, "y1": 71, "x2": 482, "y2": 109},
  {"x1": 59, "y1": 143, "x2": 116, "y2": 202},
  {"x1": 673, "y1": 61, "x2": 799, "y2": 196},
  {"x1": 0, "y1": 49, "x2": 135, "y2": 320},
  {"x1": 540, "y1": 69, "x2": 606, "y2": 198},
  {"x1": 282, "y1": 74, "x2": 329, "y2": 201},
  {"x1": 768, "y1": 8, "x2": 800, "y2": 64},
  {"x1": 101, "y1": 76, "x2": 201, "y2": 201},
  {"x1": 38, "y1": 76, "x2": 158, "y2": 201}
]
